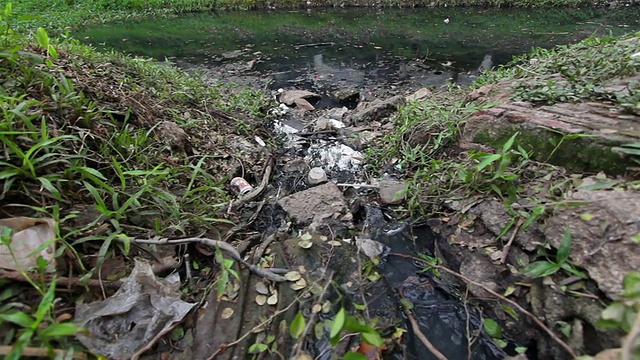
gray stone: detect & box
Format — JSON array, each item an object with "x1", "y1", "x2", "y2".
[
  {"x1": 459, "y1": 253, "x2": 501, "y2": 299},
  {"x1": 279, "y1": 90, "x2": 322, "y2": 106},
  {"x1": 378, "y1": 180, "x2": 406, "y2": 205},
  {"x1": 156, "y1": 121, "x2": 188, "y2": 150},
  {"x1": 544, "y1": 189, "x2": 640, "y2": 298},
  {"x1": 471, "y1": 200, "x2": 544, "y2": 251},
  {"x1": 330, "y1": 88, "x2": 360, "y2": 104},
  {"x1": 405, "y1": 87, "x2": 433, "y2": 102},
  {"x1": 277, "y1": 182, "x2": 351, "y2": 226},
  {"x1": 345, "y1": 95, "x2": 405, "y2": 125}
]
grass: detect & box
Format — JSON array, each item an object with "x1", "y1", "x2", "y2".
[
  {"x1": 476, "y1": 32, "x2": 640, "y2": 114},
  {"x1": 0, "y1": 4, "x2": 274, "y2": 356}
]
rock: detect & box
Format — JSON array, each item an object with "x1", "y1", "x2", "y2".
[
  {"x1": 279, "y1": 90, "x2": 322, "y2": 106},
  {"x1": 277, "y1": 182, "x2": 351, "y2": 226},
  {"x1": 544, "y1": 189, "x2": 640, "y2": 298},
  {"x1": 459, "y1": 253, "x2": 501, "y2": 299},
  {"x1": 462, "y1": 77, "x2": 640, "y2": 175},
  {"x1": 378, "y1": 180, "x2": 406, "y2": 205},
  {"x1": 327, "y1": 107, "x2": 349, "y2": 120},
  {"x1": 221, "y1": 49, "x2": 246, "y2": 59},
  {"x1": 405, "y1": 87, "x2": 433, "y2": 102},
  {"x1": 311, "y1": 117, "x2": 345, "y2": 132},
  {"x1": 471, "y1": 200, "x2": 544, "y2": 251},
  {"x1": 345, "y1": 95, "x2": 405, "y2": 125},
  {"x1": 156, "y1": 121, "x2": 188, "y2": 151},
  {"x1": 330, "y1": 88, "x2": 360, "y2": 104},
  {"x1": 294, "y1": 97, "x2": 315, "y2": 111}
]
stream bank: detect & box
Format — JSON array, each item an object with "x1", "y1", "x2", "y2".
[{"x1": 1, "y1": 5, "x2": 639, "y2": 360}]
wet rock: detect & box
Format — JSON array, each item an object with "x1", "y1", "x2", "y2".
[
  {"x1": 279, "y1": 89, "x2": 322, "y2": 106},
  {"x1": 330, "y1": 88, "x2": 360, "y2": 104},
  {"x1": 345, "y1": 95, "x2": 405, "y2": 125},
  {"x1": 156, "y1": 121, "x2": 188, "y2": 151},
  {"x1": 277, "y1": 182, "x2": 352, "y2": 227},
  {"x1": 544, "y1": 189, "x2": 640, "y2": 298},
  {"x1": 471, "y1": 200, "x2": 544, "y2": 251},
  {"x1": 406, "y1": 87, "x2": 433, "y2": 102},
  {"x1": 378, "y1": 179, "x2": 407, "y2": 205}
]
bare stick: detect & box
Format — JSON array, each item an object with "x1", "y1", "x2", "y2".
[
  {"x1": 500, "y1": 217, "x2": 525, "y2": 264},
  {"x1": 389, "y1": 253, "x2": 577, "y2": 358},
  {"x1": 404, "y1": 308, "x2": 448, "y2": 360},
  {"x1": 132, "y1": 237, "x2": 287, "y2": 282}
]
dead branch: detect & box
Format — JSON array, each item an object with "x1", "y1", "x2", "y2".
[
  {"x1": 403, "y1": 307, "x2": 448, "y2": 360},
  {"x1": 500, "y1": 217, "x2": 525, "y2": 264},
  {"x1": 389, "y1": 253, "x2": 578, "y2": 358},
  {"x1": 293, "y1": 42, "x2": 335, "y2": 49},
  {"x1": 132, "y1": 237, "x2": 287, "y2": 282}
]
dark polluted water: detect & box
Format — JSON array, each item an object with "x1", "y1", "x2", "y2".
[{"x1": 75, "y1": 6, "x2": 640, "y2": 97}]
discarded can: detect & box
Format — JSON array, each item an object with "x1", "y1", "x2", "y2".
[{"x1": 230, "y1": 177, "x2": 253, "y2": 196}]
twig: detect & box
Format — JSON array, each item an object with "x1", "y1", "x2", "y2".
[
  {"x1": 622, "y1": 310, "x2": 640, "y2": 360},
  {"x1": 0, "y1": 269, "x2": 122, "y2": 289},
  {"x1": 500, "y1": 217, "x2": 525, "y2": 264},
  {"x1": 293, "y1": 271, "x2": 334, "y2": 360},
  {"x1": 132, "y1": 237, "x2": 287, "y2": 282},
  {"x1": 0, "y1": 345, "x2": 87, "y2": 359},
  {"x1": 293, "y1": 41, "x2": 335, "y2": 49},
  {"x1": 389, "y1": 253, "x2": 577, "y2": 358},
  {"x1": 403, "y1": 308, "x2": 448, "y2": 360}
]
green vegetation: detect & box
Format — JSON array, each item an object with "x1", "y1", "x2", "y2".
[
  {"x1": 476, "y1": 33, "x2": 640, "y2": 114},
  {"x1": 1, "y1": 2, "x2": 272, "y2": 356}
]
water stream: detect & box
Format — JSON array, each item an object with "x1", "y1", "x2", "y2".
[{"x1": 76, "y1": 6, "x2": 639, "y2": 98}]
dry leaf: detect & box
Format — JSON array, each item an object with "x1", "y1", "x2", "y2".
[
  {"x1": 284, "y1": 271, "x2": 302, "y2": 281},
  {"x1": 0, "y1": 217, "x2": 56, "y2": 272},
  {"x1": 221, "y1": 307, "x2": 234, "y2": 319},
  {"x1": 256, "y1": 294, "x2": 267, "y2": 305},
  {"x1": 255, "y1": 282, "x2": 269, "y2": 295},
  {"x1": 267, "y1": 291, "x2": 278, "y2": 305}
]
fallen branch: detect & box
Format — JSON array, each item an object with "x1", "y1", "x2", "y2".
[
  {"x1": 389, "y1": 253, "x2": 577, "y2": 358},
  {"x1": 0, "y1": 345, "x2": 87, "y2": 360},
  {"x1": 293, "y1": 41, "x2": 335, "y2": 49},
  {"x1": 499, "y1": 217, "x2": 525, "y2": 264},
  {"x1": 132, "y1": 237, "x2": 287, "y2": 282},
  {"x1": 403, "y1": 307, "x2": 448, "y2": 360},
  {"x1": 0, "y1": 269, "x2": 122, "y2": 290}
]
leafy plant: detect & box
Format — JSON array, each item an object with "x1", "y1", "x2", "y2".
[
  {"x1": 521, "y1": 228, "x2": 586, "y2": 279},
  {"x1": 597, "y1": 272, "x2": 640, "y2": 358}
]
